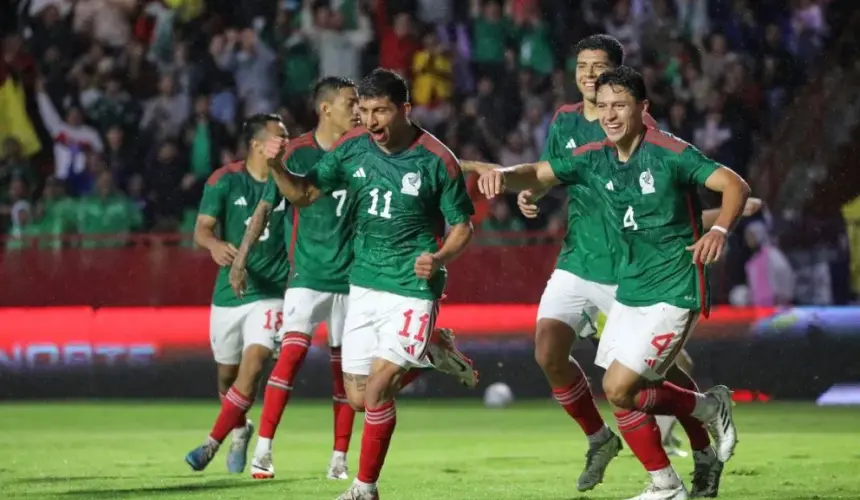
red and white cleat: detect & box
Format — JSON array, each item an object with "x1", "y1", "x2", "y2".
[{"x1": 428, "y1": 328, "x2": 479, "y2": 388}]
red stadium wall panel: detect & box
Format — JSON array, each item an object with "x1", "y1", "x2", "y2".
[{"x1": 0, "y1": 244, "x2": 560, "y2": 306}]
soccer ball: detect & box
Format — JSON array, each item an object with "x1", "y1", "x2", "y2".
[{"x1": 483, "y1": 382, "x2": 514, "y2": 408}]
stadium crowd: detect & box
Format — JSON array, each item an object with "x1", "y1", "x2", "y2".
[{"x1": 0, "y1": 0, "x2": 838, "y2": 303}]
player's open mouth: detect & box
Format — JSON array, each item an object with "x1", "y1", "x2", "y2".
[
  {"x1": 604, "y1": 123, "x2": 623, "y2": 134},
  {"x1": 370, "y1": 130, "x2": 387, "y2": 141},
  {"x1": 582, "y1": 81, "x2": 596, "y2": 89}
]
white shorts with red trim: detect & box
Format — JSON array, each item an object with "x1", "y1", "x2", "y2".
[
  {"x1": 341, "y1": 285, "x2": 438, "y2": 376},
  {"x1": 279, "y1": 288, "x2": 348, "y2": 347},
  {"x1": 595, "y1": 301, "x2": 699, "y2": 381},
  {"x1": 209, "y1": 299, "x2": 284, "y2": 365}
]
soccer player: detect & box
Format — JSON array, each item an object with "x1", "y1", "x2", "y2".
[
  {"x1": 228, "y1": 77, "x2": 362, "y2": 480},
  {"x1": 262, "y1": 68, "x2": 475, "y2": 500},
  {"x1": 463, "y1": 34, "x2": 717, "y2": 493},
  {"x1": 477, "y1": 66, "x2": 749, "y2": 500},
  {"x1": 184, "y1": 114, "x2": 291, "y2": 473}
]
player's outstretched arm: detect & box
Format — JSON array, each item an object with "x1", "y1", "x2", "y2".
[
  {"x1": 194, "y1": 215, "x2": 238, "y2": 267},
  {"x1": 687, "y1": 167, "x2": 750, "y2": 264},
  {"x1": 229, "y1": 200, "x2": 273, "y2": 297},
  {"x1": 701, "y1": 197, "x2": 763, "y2": 230},
  {"x1": 263, "y1": 137, "x2": 323, "y2": 207},
  {"x1": 477, "y1": 161, "x2": 559, "y2": 199}
]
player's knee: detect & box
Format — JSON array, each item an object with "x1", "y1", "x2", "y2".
[
  {"x1": 216, "y1": 364, "x2": 239, "y2": 393},
  {"x1": 534, "y1": 320, "x2": 574, "y2": 371},
  {"x1": 602, "y1": 375, "x2": 636, "y2": 410}
]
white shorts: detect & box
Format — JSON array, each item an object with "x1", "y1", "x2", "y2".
[
  {"x1": 210, "y1": 298, "x2": 284, "y2": 365},
  {"x1": 595, "y1": 301, "x2": 699, "y2": 380},
  {"x1": 279, "y1": 287, "x2": 348, "y2": 347},
  {"x1": 341, "y1": 285, "x2": 438, "y2": 376},
  {"x1": 537, "y1": 269, "x2": 617, "y2": 337}
]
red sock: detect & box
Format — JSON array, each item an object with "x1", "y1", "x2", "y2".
[
  {"x1": 330, "y1": 347, "x2": 355, "y2": 453},
  {"x1": 634, "y1": 382, "x2": 699, "y2": 417},
  {"x1": 219, "y1": 392, "x2": 249, "y2": 430},
  {"x1": 258, "y1": 333, "x2": 311, "y2": 439},
  {"x1": 357, "y1": 401, "x2": 397, "y2": 483},
  {"x1": 210, "y1": 386, "x2": 253, "y2": 443},
  {"x1": 398, "y1": 369, "x2": 421, "y2": 390},
  {"x1": 615, "y1": 410, "x2": 670, "y2": 471},
  {"x1": 551, "y1": 371, "x2": 605, "y2": 436},
  {"x1": 668, "y1": 371, "x2": 711, "y2": 451}
]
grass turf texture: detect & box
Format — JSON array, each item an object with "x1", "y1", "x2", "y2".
[{"x1": 1, "y1": 401, "x2": 858, "y2": 499}]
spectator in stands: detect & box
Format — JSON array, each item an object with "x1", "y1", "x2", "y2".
[
  {"x1": 183, "y1": 94, "x2": 230, "y2": 190},
  {"x1": 144, "y1": 139, "x2": 187, "y2": 231},
  {"x1": 141, "y1": 74, "x2": 190, "y2": 141},
  {"x1": 372, "y1": 0, "x2": 418, "y2": 78},
  {"x1": 5, "y1": 199, "x2": 38, "y2": 251},
  {"x1": 217, "y1": 28, "x2": 279, "y2": 117},
  {"x1": 77, "y1": 171, "x2": 142, "y2": 248},
  {"x1": 73, "y1": 0, "x2": 136, "y2": 49},
  {"x1": 0, "y1": 138, "x2": 37, "y2": 202},
  {"x1": 33, "y1": 176, "x2": 78, "y2": 249},
  {"x1": 1, "y1": 177, "x2": 31, "y2": 233},
  {"x1": 268, "y1": 5, "x2": 319, "y2": 112},
  {"x1": 35, "y1": 76, "x2": 104, "y2": 185},
  {"x1": 744, "y1": 221, "x2": 796, "y2": 306},
  {"x1": 411, "y1": 30, "x2": 454, "y2": 133},
  {"x1": 516, "y1": 2, "x2": 554, "y2": 78},
  {"x1": 499, "y1": 129, "x2": 536, "y2": 166},
  {"x1": 470, "y1": 0, "x2": 512, "y2": 80},
  {"x1": 481, "y1": 197, "x2": 526, "y2": 246},
  {"x1": 86, "y1": 74, "x2": 141, "y2": 135},
  {"x1": 604, "y1": 0, "x2": 642, "y2": 67},
  {"x1": 301, "y1": 0, "x2": 372, "y2": 82}
]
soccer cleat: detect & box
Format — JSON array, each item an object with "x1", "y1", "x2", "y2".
[
  {"x1": 250, "y1": 451, "x2": 275, "y2": 479},
  {"x1": 577, "y1": 431, "x2": 623, "y2": 491},
  {"x1": 626, "y1": 483, "x2": 689, "y2": 500},
  {"x1": 427, "y1": 328, "x2": 479, "y2": 388},
  {"x1": 702, "y1": 386, "x2": 737, "y2": 463},
  {"x1": 689, "y1": 448, "x2": 724, "y2": 498},
  {"x1": 226, "y1": 419, "x2": 254, "y2": 474},
  {"x1": 327, "y1": 452, "x2": 349, "y2": 480},
  {"x1": 185, "y1": 440, "x2": 219, "y2": 472},
  {"x1": 336, "y1": 482, "x2": 380, "y2": 500}
]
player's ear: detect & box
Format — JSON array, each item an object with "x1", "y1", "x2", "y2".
[
  {"x1": 402, "y1": 102, "x2": 412, "y2": 117},
  {"x1": 641, "y1": 99, "x2": 650, "y2": 114}
]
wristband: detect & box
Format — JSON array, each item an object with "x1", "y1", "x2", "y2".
[{"x1": 710, "y1": 225, "x2": 728, "y2": 235}]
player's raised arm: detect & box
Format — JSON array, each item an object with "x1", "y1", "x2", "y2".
[
  {"x1": 686, "y1": 164, "x2": 751, "y2": 265},
  {"x1": 264, "y1": 137, "x2": 322, "y2": 207},
  {"x1": 701, "y1": 197, "x2": 763, "y2": 230},
  {"x1": 229, "y1": 199, "x2": 273, "y2": 297}
]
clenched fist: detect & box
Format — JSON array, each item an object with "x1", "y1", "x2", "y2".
[
  {"x1": 414, "y1": 252, "x2": 441, "y2": 280},
  {"x1": 517, "y1": 190, "x2": 540, "y2": 218}
]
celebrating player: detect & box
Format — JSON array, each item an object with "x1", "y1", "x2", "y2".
[
  {"x1": 262, "y1": 68, "x2": 475, "y2": 500},
  {"x1": 228, "y1": 77, "x2": 362, "y2": 480},
  {"x1": 478, "y1": 66, "x2": 749, "y2": 500},
  {"x1": 464, "y1": 34, "x2": 725, "y2": 495},
  {"x1": 185, "y1": 114, "x2": 291, "y2": 473}
]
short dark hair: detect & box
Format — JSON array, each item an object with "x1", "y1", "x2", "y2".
[
  {"x1": 357, "y1": 68, "x2": 409, "y2": 106},
  {"x1": 596, "y1": 66, "x2": 647, "y2": 102},
  {"x1": 312, "y1": 76, "x2": 356, "y2": 107},
  {"x1": 573, "y1": 34, "x2": 625, "y2": 67},
  {"x1": 242, "y1": 113, "x2": 284, "y2": 145}
]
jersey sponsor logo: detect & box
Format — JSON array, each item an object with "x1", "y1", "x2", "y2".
[
  {"x1": 565, "y1": 138, "x2": 577, "y2": 149},
  {"x1": 605, "y1": 180, "x2": 614, "y2": 191},
  {"x1": 353, "y1": 168, "x2": 367, "y2": 178},
  {"x1": 234, "y1": 196, "x2": 248, "y2": 206},
  {"x1": 274, "y1": 199, "x2": 286, "y2": 212},
  {"x1": 640, "y1": 169, "x2": 655, "y2": 194},
  {"x1": 400, "y1": 172, "x2": 421, "y2": 196}
]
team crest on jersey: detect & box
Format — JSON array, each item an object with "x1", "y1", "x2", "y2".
[
  {"x1": 401, "y1": 172, "x2": 421, "y2": 196},
  {"x1": 640, "y1": 169, "x2": 655, "y2": 194}
]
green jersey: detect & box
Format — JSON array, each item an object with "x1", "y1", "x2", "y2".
[
  {"x1": 542, "y1": 103, "x2": 658, "y2": 284},
  {"x1": 199, "y1": 162, "x2": 290, "y2": 307},
  {"x1": 548, "y1": 128, "x2": 720, "y2": 312},
  {"x1": 264, "y1": 131, "x2": 353, "y2": 294},
  {"x1": 307, "y1": 127, "x2": 474, "y2": 300}
]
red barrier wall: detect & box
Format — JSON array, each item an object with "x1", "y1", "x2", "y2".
[
  {"x1": 0, "y1": 304, "x2": 772, "y2": 371},
  {"x1": 0, "y1": 244, "x2": 559, "y2": 306}
]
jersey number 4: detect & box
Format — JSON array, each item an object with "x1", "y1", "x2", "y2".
[
  {"x1": 244, "y1": 217, "x2": 271, "y2": 241},
  {"x1": 623, "y1": 206, "x2": 638, "y2": 231}
]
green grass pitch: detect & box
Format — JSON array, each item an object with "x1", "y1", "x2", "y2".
[{"x1": 1, "y1": 401, "x2": 858, "y2": 499}]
